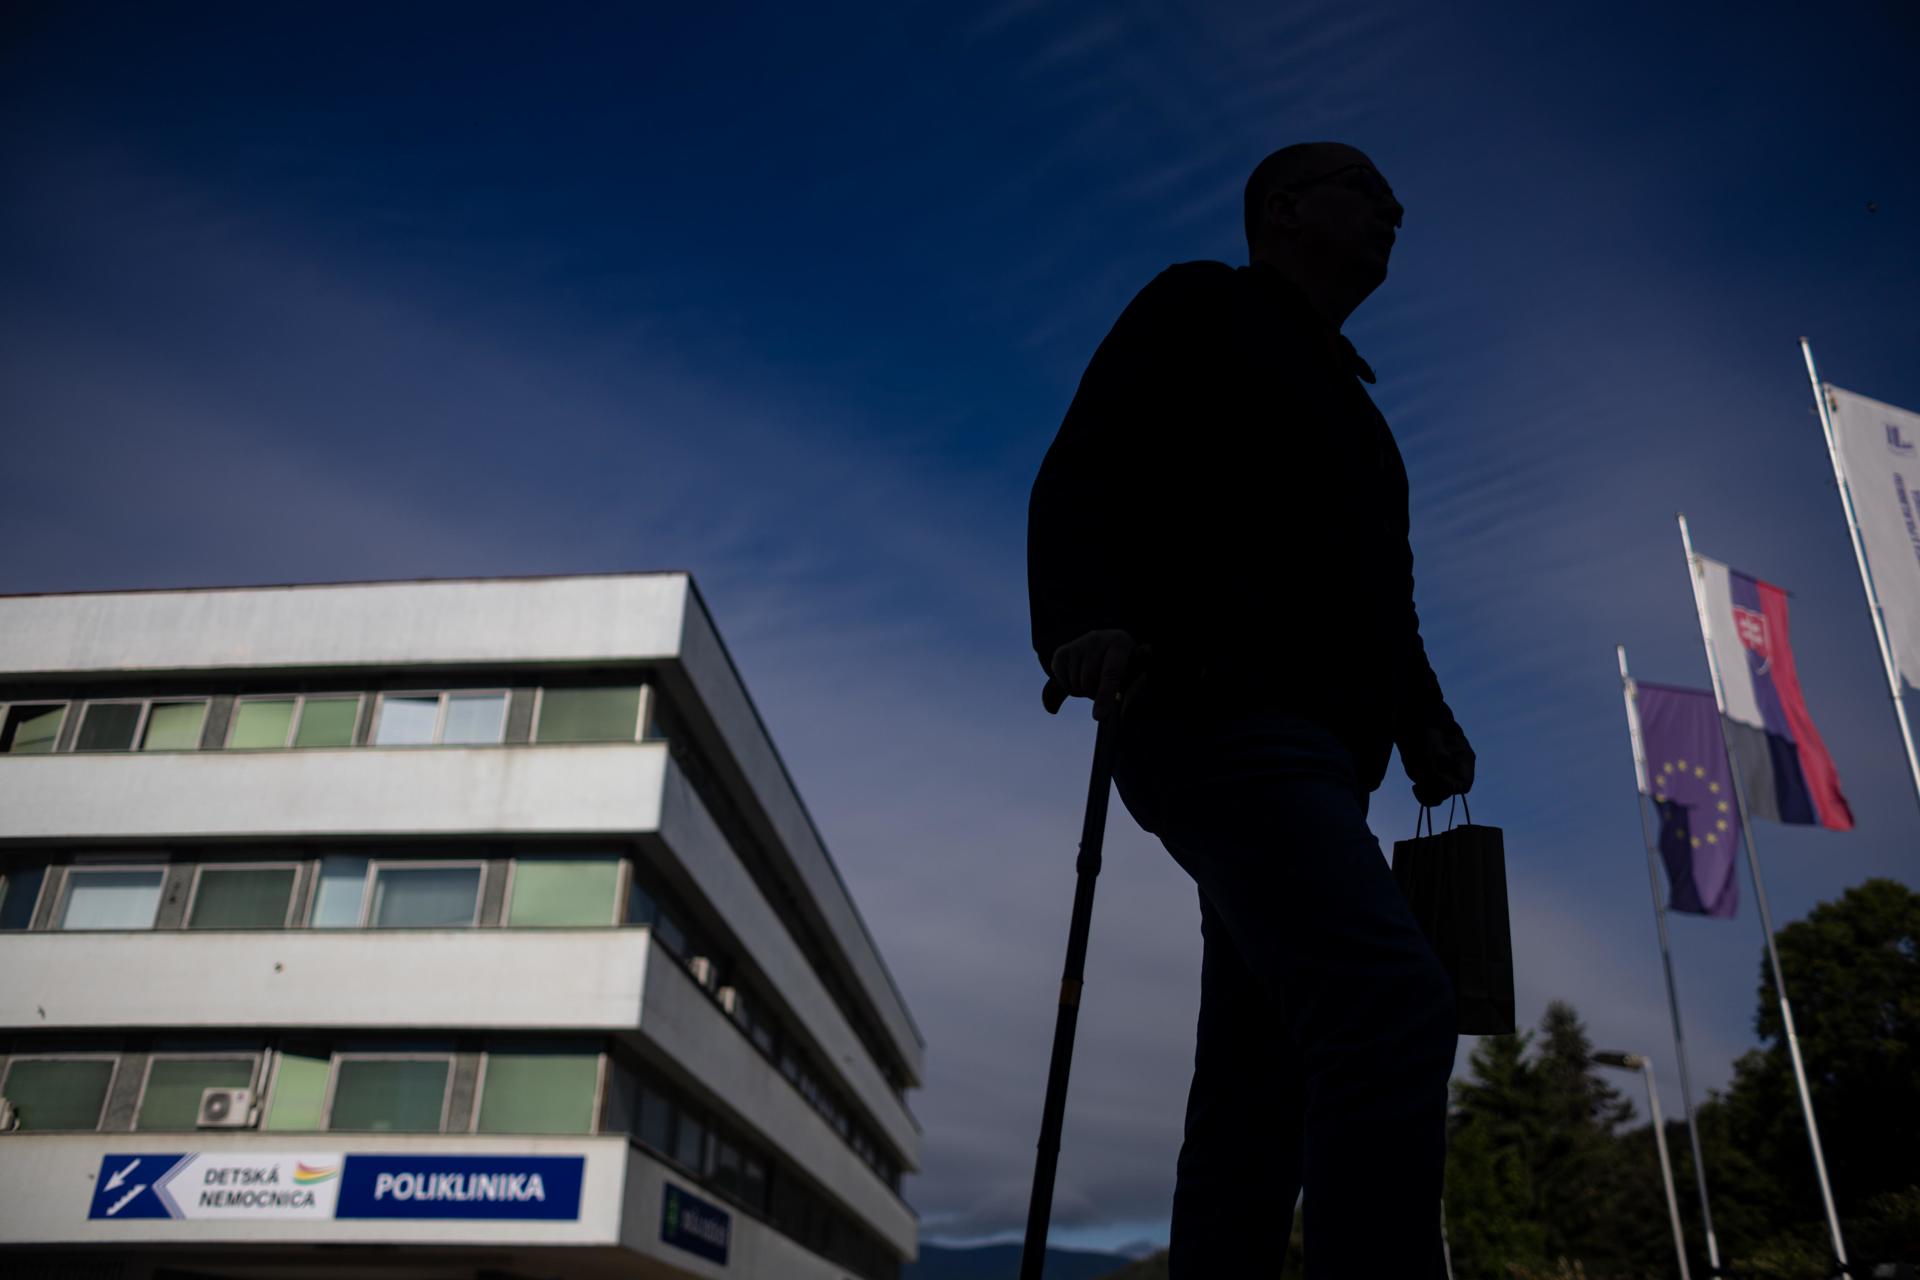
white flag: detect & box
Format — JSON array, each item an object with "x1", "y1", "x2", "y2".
[{"x1": 1828, "y1": 384, "x2": 1920, "y2": 688}]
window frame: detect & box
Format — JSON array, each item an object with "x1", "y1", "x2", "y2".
[
  {"x1": 136, "y1": 697, "x2": 210, "y2": 752},
  {"x1": 183, "y1": 861, "x2": 302, "y2": 930},
  {"x1": 0, "y1": 700, "x2": 71, "y2": 754},
  {"x1": 53, "y1": 861, "x2": 169, "y2": 931},
  {"x1": 500, "y1": 853, "x2": 629, "y2": 929},
  {"x1": 261, "y1": 1040, "x2": 332, "y2": 1131},
  {"x1": 291, "y1": 693, "x2": 366, "y2": 749},
  {"x1": 529, "y1": 684, "x2": 651, "y2": 745},
  {"x1": 73, "y1": 698, "x2": 153, "y2": 753},
  {"x1": 361, "y1": 859, "x2": 486, "y2": 929},
  {"x1": 369, "y1": 690, "x2": 510, "y2": 748},
  {"x1": 0, "y1": 860, "x2": 50, "y2": 930},
  {"x1": 132, "y1": 1051, "x2": 263, "y2": 1131},
  {"x1": 322, "y1": 1050, "x2": 455, "y2": 1133},
  {"x1": 0, "y1": 1052, "x2": 122, "y2": 1131},
  {"x1": 223, "y1": 695, "x2": 303, "y2": 750},
  {"x1": 468, "y1": 1043, "x2": 608, "y2": 1135}
]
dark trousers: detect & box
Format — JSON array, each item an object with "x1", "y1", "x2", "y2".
[{"x1": 1112, "y1": 704, "x2": 1456, "y2": 1279}]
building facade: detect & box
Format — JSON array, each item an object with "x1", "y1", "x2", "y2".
[{"x1": 0, "y1": 574, "x2": 923, "y2": 1279}]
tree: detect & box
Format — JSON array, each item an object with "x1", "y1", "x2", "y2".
[
  {"x1": 1749, "y1": 878, "x2": 1920, "y2": 1210},
  {"x1": 1447, "y1": 1027, "x2": 1551, "y2": 1277}
]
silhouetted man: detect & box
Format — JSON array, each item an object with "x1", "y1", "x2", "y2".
[{"x1": 1027, "y1": 142, "x2": 1473, "y2": 1277}]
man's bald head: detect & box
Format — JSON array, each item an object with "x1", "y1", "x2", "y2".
[{"x1": 1243, "y1": 142, "x2": 1381, "y2": 252}]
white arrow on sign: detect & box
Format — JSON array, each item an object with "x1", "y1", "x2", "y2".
[
  {"x1": 104, "y1": 1159, "x2": 140, "y2": 1193},
  {"x1": 107, "y1": 1184, "x2": 146, "y2": 1216}
]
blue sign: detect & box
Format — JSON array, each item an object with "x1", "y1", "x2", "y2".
[
  {"x1": 661, "y1": 1181, "x2": 730, "y2": 1265},
  {"x1": 335, "y1": 1155, "x2": 584, "y2": 1220},
  {"x1": 88, "y1": 1154, "x2": 191, "y2": 1220}
]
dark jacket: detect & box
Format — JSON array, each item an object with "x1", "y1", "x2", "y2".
[{"x1": 1026, "y1": 259, "x2": 1458, "y2": 793}]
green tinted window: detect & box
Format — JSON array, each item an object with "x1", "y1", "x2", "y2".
[
  {"x1": 293, "y1": 697, "x2": 358, "y2": 747},
  {"x1": 2, "y1": 704, "x2": 65, "y2": 754},
  {"x1": 475, "y1": 1050, "x2": 600, "y2": 1134},
  {"x1": 189, "y1": 867, "x2": 296, "y2": 928},
  {"x1": 229, "y1": 699, "x2": 295, "y2": 748},
  {"x1": 328, "y1": 1059, "x2": 449, "y2": 1132},
  {"x1": 76, "y1": 703, "x2": 141, "y2": 751},
  {"x1": 535, "y1": 687, "x2": 641, "y2": 743},
  {"x1": 264, "y1": 1048, "x2": 330, "y2": 1130},
  {"x1": 136, "y1": 1058, "x2": 254, "y2": 1129},
  {"x1": 141, "y1": 702, "x2": 206, "y2": 751},
  {"x1": 507, "y1": 858, "x2": 620, "y2": 926},
  {"x1": 3, "y1": 1059, "x2": 114, "y2": 1130}
]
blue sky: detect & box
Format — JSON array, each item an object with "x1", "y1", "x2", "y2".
[{"x1": 4, "y1": 0, "x2": 1917, "y2": 1252}]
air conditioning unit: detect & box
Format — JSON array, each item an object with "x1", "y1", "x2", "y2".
[
  {"x1": 196, "y1": 1087, "x2": 257, "y2": 1129},
  {"x1": 0, "y1": 1095, "x2": 17, "y2": 1132}
]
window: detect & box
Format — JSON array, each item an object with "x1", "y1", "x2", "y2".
[
  {"x1": 1, "y1": 1057, "x2": 116, "y2": 1130},
  {"x1": 441, "y1": 693, "x2": 507, "y2": 745},
  {"x1": 535, "y1": 686, "x2": 643, "y2": 743},
  {"x1": 372, "y1": 692, "x2": 507, "y2": 747},
  {"x1": 59, "y1": 867, "x2": 165, "y2": 929},
  {"x1": 293, "y1": 696, "x2": 359, "y2": 748},
  {"x1": 328, "y1": 1056, "x2": 450, "y2": 1132},
  {"x1": 727, "y1": 988, "x2": 778, "y2": 1058},
  {"x1": 263, "y1": 1045, "x2": 330, "y2": 1131},
  {"x1": 309, "y1": 855, "x2": 369, "y2": 927},
  {"x1": 188, "y1": 865, "x2": 297, "y2": 929},
  {"x1": 367, "y1": 862, "x2": 482, "y2": 928},
  {"x1": 73, "y1": 700, "x2": 206, "y2": 752},
  {"x1": 474, "y1": 1047, "x2": 601, "y2": 1134},
  {"x1": 0, "y1": 863, "x2": 47, "y2": 929},
  {"x1": 742, "y1": 1155, "x2": 769, "y2": 1213},
  {"x1": 140, "y1": 701, "x2": 207, "y2": 751},
  {"x1": 674, "y1": 1109, "x2": 708, "y2": 1173},
  {"x1": 230, "y1": 695, "x2": 362, "y2": 749},
  {"x1": 507, "y1": 856, "x2": 621, "y2": 927},
  {"x1": 714, "y1": 1138, "x2": 743, "y2": 1198},
  {"x1": 74, "y1": 702, "x2": 142, "y2": 752},
  {"x1": 1, "y1": 703, "x2": 65, "y2": 754},
  {"x1": 638, "y1": 1086, "x2": 673, "y2": 1152},
  {"x1": 372, "y1": 695, "x2": 438, "y2": 745},
  {"x1": 627, "y1": 880, "x2": 687, "y2": 956},
  {"x1": 136, "y1": 1057, "x2": 257, "y2": 1129},
  {"x1": 228, "y1": 698, "x2": 297, "y2": 749}
]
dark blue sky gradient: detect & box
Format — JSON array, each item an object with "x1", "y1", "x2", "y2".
[{"x1": 4, "y1": 0, "x2": 1917, "y2": 1249}]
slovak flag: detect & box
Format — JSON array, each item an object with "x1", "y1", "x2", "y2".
[{"x1": 1694, "y1": 555, "x2": 1854, "y2": 831}]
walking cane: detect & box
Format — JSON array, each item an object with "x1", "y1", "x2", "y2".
[{"x1": 1018, "y1": 675, "x2": 1124, "y2": 1280}]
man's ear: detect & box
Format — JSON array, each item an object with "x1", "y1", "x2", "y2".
[{"x1": 1263, "y1": 187, "x2": 1299, "y2": 239}]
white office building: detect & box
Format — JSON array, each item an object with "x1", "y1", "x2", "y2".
[{"x1": 0, "y1": 574, "x2": 923, "y2": 1280}]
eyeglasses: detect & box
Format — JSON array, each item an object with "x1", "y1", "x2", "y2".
[{"x1": 1285, "y1": 163, "x2": 1403, "y2": 223}]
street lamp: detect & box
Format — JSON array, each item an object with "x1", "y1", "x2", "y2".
[{"x1": 1595, "y1": 1051, "x2": 1692, "y2": 1279}]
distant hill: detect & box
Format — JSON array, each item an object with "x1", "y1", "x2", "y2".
[
  {"x1": 904, "y1": 1242, "x2": 1133, "y2": 1280},
  {"x1": 1089, "y1": 1250, "x2": 1169, "y2": 1280}
]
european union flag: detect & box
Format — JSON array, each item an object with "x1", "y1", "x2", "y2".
[{"x1": 1636, "y1": 681, "x2": 1740, "y2": 918}]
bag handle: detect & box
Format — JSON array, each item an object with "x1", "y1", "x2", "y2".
[{"x1": 1416, "y1": 794, "x2": 1473, "y2": 838}]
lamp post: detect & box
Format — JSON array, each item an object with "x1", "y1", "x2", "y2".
[{"x1": 1595, "y1": 1051, "x2": 1692, "y2": 1279}]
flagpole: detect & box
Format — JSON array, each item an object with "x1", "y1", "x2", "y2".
[
  {"x1": 1801, "y1": 337, "x2": 1920, "y2": 822},
  {"x1": 1617, "y1": 644, "x2": 1722, "y2": 1277},
  {"x1": 1677, "y1": 513, "x2": 1851, "y2": 1278}
]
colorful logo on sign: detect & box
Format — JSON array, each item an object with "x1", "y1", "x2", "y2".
[{"x1": 293, "y1": 1162, "x2": 340, "y2": 1185}]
